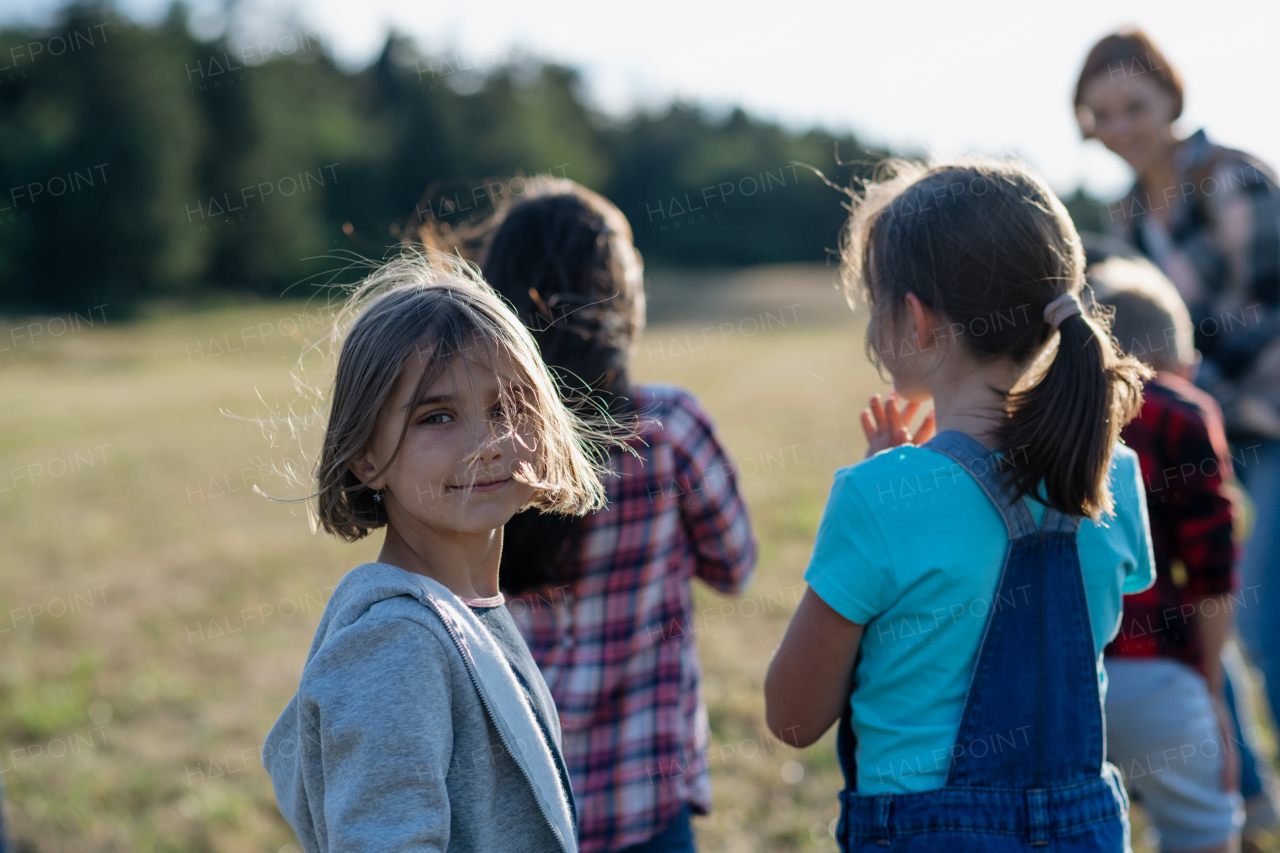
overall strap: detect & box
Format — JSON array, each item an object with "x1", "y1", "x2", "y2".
[
  {"x1": 1040, "y1": 505, "x2": 1082, "y2": 537},
  {"x1": 922, "y1": 430, "x2": 1039, "y2": 539},
  {"x1": 920, "y1": 433, "x2": 1103, "y2": 792}
]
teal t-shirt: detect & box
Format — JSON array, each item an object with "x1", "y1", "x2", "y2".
[{"x1": 804, "y1": 443, "x2": 1155, "y2": 795}]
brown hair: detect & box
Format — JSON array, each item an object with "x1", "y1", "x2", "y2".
[
  {"x1": 476, "y1": 178, "x2": 645, "y2": 595},
  {"x1": 841, "y1": 157, "x2": 1149, "y2": 519},
  {"x1": 1074, "y1": 29, "x2": 1183, "y2": 138},
  {"x1": 478, "y1": 177, "x2": 645, "y2": 414},
  {"x1": 311, "y1": 251, "x2": 609, "y2": 542},
  {"x1": 1089, "y1": 256, "x2": 1195, "y2": 371}
]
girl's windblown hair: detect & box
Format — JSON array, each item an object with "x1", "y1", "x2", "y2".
[
  {"x1": 410, "y1": 175, "x2": 643, "y2": 418},
  {"x1": 841, "y1": 156, "x2": 1150, "y2": 519},
  {"x1": 399, "y1": 179, "x2": 643, "y2": 594},
  {"x1": 304, "y1": 251, "x2": 609, "y2": 542}
]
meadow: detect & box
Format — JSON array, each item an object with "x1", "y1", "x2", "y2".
[{"x1": 0, "y1": 264, "x2": 1266, "y2": 851}]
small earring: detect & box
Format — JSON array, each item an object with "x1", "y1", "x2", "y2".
[{"x1": 373, "y1": 488, "x2": 383, "y2": 503}]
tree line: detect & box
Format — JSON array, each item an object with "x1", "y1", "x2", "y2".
[{"x1": 0, "y1": 2, "x2": 1105, "y2": 312}]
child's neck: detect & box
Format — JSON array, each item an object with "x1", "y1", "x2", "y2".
[
  {"x1": 378, "y1": 523, "x2": 502, "y2": 600},
  {"x1": 924, "y1": 353, "x2": 1023, "y2": 449}
]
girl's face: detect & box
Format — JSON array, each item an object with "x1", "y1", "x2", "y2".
[
  {"x1": 358, "y1": 348, "x2": 537, "y2": 536},
  {"x1": 1078, "y1": 73, "x2": 1178, "y2": 176}
]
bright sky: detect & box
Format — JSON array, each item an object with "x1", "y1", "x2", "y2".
[{"x1": 8, "y1": 0, "x2": 1277, "y2": 199}]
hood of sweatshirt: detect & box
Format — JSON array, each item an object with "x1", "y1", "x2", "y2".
[{"x1": 262, "y1": 562, "x2": 577, "y2": 853}]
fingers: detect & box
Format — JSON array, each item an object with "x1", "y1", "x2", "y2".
[
  {"x1": 885, "y1": 396, "x2": 905, "y2": 437},
  {"x1": 865, "y1": 393, "x2": 937, "y2": 453},
  {"x1": 868, "y1": 394, "x2": 887, "y2": 433},
  {"x1": 1223, "y1": 746, "x2": 1239, "y2": 792},
  {"x1": 1215, "y1": 702, "x2": 1239, "y2": 792},
  {"x1": 888, "y1": 394, "x2": 936, "y2": 444},
  {"x1": 860, "y1": 409, "x2": 877, "y2": 440},
  {"x1": 916, "y1": 411, "x2": 937, "y2": 445}
]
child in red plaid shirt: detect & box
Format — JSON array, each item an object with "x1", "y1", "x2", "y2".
[
  {"x1": 1091, "y1": 256, "x2": 1245, "y2": 853},
  {"x1": 479, "y1": 179, "x2": 757, "y2": 853}
]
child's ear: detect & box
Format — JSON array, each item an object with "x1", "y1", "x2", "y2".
[
  {"x1": 904, "y1": 293, "x2": 938, "y2": 348},
  {"x1": 348, "y1": 445, "x2": 380, "y2": 489}
]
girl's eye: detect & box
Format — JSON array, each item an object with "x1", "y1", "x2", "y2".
[
  {"x1": 490, "y1": 404, "x2": 509, "y2": 421},
  {"x1": 420, "y1": 411, "x2": 453, "y2": 425}
]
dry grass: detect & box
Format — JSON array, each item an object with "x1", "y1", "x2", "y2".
[{"x1": 0, "y1": 265, "x2": 1269, "y2": 851}]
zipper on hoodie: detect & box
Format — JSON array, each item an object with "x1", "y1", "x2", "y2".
[{"x1": 422, "y1": 596, "x2": 574, "y2": 853}]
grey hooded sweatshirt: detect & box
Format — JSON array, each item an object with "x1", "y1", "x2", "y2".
[{"x1": 263, "y1": 562, "x2": 577, "y2": 853}]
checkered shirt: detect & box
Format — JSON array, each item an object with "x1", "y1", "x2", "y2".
[{"x1": 509, "y1": 383, "x2": 757, "y2": 852}]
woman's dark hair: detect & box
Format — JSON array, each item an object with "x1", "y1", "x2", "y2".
[
  {"x1": 1074, "y1": 28, "x2": 1183, "y2": 138},
  {"x1": 842, "y1": 157, "x2": 1150, "y2": 520},
  {"x1": 477, "y1": 178, "x2": 645, "y2": 595}
]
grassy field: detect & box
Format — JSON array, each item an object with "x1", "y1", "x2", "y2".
[{"x1": 0, "y1": 265, "x2": 1270, "y2": 851}]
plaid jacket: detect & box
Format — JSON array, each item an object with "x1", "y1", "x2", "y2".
[
  {"x1": 1105, "y1": 373, "x2": 1238, "y2": 670},
  {"x1": 1107, "y1": 129, "x2": 1280, "y2": 441},
  {"x1": 509, "y1": 383, "x2": 757, "y2": 852}
]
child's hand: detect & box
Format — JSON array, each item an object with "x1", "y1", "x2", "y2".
[
  {"x1": 860, "y1": 392, "x2": 936, "y2": 459},
  {"x1": 1213, "y1": 695, "x2": 1240, "y2": 793}
]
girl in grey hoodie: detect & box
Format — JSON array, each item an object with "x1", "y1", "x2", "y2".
[{"x1": 263, "y1": 253, "x2": 612, "y2": 853}]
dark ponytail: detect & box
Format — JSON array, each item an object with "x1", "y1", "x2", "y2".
[
  {"x1": 842, "y1": 157, "x2": 1149, "y2": 519},
  {"x1": 996, "y1": 307, "x2": 1146, "y2": 519}
]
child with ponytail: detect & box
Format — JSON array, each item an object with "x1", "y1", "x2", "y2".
[{"x1": 765, "y1": 157, "x2": 1156, "y2": 851}]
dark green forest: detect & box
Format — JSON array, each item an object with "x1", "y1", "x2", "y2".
[{"x1": 0, "y1": 3, "x2": 1106, "y2": 312}]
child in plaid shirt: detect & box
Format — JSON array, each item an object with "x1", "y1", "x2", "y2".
[
  {"x1": 1091, "y1": 256, "x2": 1245, "y2": 853},
  {"x1": 479, "y1": 179, "x2": 757, "y2": 853}
]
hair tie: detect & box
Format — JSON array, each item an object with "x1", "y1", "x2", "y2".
[{"x1": 1043, "y1": 292, "x2": 1082, "y2": 330}]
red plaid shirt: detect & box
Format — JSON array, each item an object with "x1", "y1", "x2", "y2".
[
  {"x1": 1105, "y1": 372, "x2": 1238, "y2": 670},
  {"x1": 509, "y1": 384, "x2": 756, "y2": 852}
]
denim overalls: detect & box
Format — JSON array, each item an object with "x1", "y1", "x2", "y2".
[{"x1": 835, "y1": 431, "x2": 1130, "y2": 851}]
